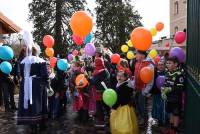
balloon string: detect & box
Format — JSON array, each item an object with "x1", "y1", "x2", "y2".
[
  {"x1": 78, "y1": 77, "x2": 84, "y2": 85},
  {"x1": 101, "y1": 81, "x2": 107, "y2": 90}
]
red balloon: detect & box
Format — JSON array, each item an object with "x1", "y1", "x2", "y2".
[
  {"x1": 165, "y1": 43, "x2": 170, "y2": 47},
  {"x1": 72, "y1": 50, "x2": 79, "y2": 56},
  {"x1": 50, "y1": 57, "x2": 57, "y2": 68},
  {"x1": 154, "y1": 56, "x2": 161, "y2": 64},
  {"x1": 111, "y1": 54, "x2": 120, "y2": 64},
  {"x1": 174, "y1": 31, "x2": 186, "y2": 44},
  {"x1": 72, "y1": 34, "x2": 84, "y2": 46},
  {"x1": 43, "y1": 35, "x2": 54, "y2": 48}
]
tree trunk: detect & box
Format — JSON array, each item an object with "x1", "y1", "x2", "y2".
[{"x1": 55, "y1": 0, "x2": 63, "y2": 56}]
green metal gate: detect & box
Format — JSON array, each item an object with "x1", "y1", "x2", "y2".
[{"x1": 185, "y1": 0, "x2": 200, "y2": 133}]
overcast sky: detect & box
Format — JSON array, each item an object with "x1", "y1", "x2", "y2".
[{"x1": 0, "y1": 0, "x2": 169, "y2": 40}]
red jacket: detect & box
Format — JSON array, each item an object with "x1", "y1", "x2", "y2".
[
  {"x1": 134, "y1": 60, "x2": 152, "y2": 91},
  {"x1": 93, "y1": 58, "x2": 105, "y2": 76},
  {"x1": 117, "y1": 65, "x2": 132, "y2": 78}
]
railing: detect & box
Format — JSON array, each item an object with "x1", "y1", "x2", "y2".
[
  {"x1": 187, "y1": 0, "x2": 200, "y2": 84},
  {"x1": 185, "y1": 0, "x2": 200, "y2": 134}
]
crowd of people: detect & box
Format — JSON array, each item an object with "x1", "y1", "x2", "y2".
[{"x1": 0, "y1": 40, "x2": 185, "y2": 134}]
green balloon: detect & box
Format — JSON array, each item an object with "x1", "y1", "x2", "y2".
[{"x1": 103, "y1": 88, "x2": 117, "y2": 107}]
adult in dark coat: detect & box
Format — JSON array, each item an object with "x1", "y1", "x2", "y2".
[
  {"x1": 0, "y1": 59, "x2": 15, "y2": 112},
  {"x1": 17, "y1": 31, "x2": 49, "y2": 133},
  {"x1": 150, "y1": 60, "x2": 166, "y2": 126}
]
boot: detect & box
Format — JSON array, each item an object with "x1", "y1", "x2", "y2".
[
  {"x1": 11, "y1": 104, "x2": 17, "y2": 111},
  {"x1": 169, "y1": 128, "x2": 175, "y2": 134},
  {"x1": 39, "y1": 123, "x2": 47, "y2": 131},
  {"x1": 30, "y1": 125, "x2": 38, "y2": 134},
  {"x1": 5, "y1": 105, "x2": 13, "y2": 113}
]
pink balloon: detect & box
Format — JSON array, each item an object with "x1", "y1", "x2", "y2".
[
  {"x1": 84, "y1": 43, "x2": 96, "y2": 56},
  {"x1": 72, "y1": 34, "x2": 84, "y2": 46},
  {"x1": 67, "y1": 54, "x2": 73, "y2": 62},
  {"x1": 174, "y1": 31, "x2": 186, "y2": 44},
  {"x1": 72, "y1": 50, "x2": 78, "y2": 56}
]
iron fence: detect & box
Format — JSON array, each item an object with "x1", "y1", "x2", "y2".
[
  {"x1": 185, "y1": 0, "x2": 200, "y2": 134},
  {"x1": 187, "y1": 0, "x2": 200, "y2": 84}
]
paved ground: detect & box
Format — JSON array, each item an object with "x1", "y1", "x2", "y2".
[
  {"x1": 0, "y1": 105, "x2": 98, "y2": 134},
  {"x1": 0, "y1": 95, "x2": 183, "y2": 134},
  {"x1": 0, "y1": 108, "x2": 149, "y2": 134}
]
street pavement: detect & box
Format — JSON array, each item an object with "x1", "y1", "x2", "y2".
[{"x1": 0, "y1": 95, "x2": 181, "y2": 134}]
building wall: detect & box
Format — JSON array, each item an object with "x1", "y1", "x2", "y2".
[
  {"x1": 151, "y1": 0, "x2": 187, "y2": 53},
  {"x1": 170, "y1": 0, "x2": 187, "y2": 36},
  {"x1": 0, "y1": 22, "x2": 7, "y2": 34}
]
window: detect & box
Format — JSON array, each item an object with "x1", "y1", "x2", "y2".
[
  {"x1": 174, "y1": 1, "x2": 179, "y2": 14},
  {"x1": 175, "y1": 26, "x2": 178, "y2": 33}
]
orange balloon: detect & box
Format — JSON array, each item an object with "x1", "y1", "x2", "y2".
[
  {"x1": 130, "y1": 27, "x2": 152, "y2": 51},
  {"x1": 75, "y1": 74, "x2": 89, "y2": 88},
  {"x1": 50, "y1": 57, "x2": 57, "y2": 68},
  {"x1": 156, "y1": 22, "x2": 164, "y2": 32},
  {"x1": 140, "y1": 67, "x2": 153, "y2": 83},
  {"x1": 70, "y1": 11, "x2": 93, "y2": 37},
  {"x1": 43, "y1": 35, "x2": 54, "y2": 48},
  {"x1": 45, "y1": 48, "x2": 54, "y2": 57}
]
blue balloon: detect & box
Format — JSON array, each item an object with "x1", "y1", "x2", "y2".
[
  {"x1": 0, "y1": 61, "x2": 12, "y2": 74},
  {"x1": 57, "y1": 59, "x2": 69, "y2": 71},
  {"x1": 0, "y1": 46, "x2": 14, "y2": 60},
  {"x1": 84, "y1": 33, "x2": 93, "y2": 44}
]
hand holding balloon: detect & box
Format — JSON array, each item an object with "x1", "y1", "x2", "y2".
[{"x1": 101, "y1": 82, "x2": 117, "y2": 107}]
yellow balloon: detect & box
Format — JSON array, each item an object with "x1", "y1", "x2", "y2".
[
  {"x1": 127, "y1": 40, "x2": 133, "y2": 47},
  {"x1": 148, "y1": 49, "x2": 158, "y2": 58},
  {"x1": 150, "y1": 28, "x2": 157, "y2": 36},
  {"x1": 127, "y1": 51, "x2": 135, "y2": 59},
  {"x1": 121, "y1": 45, "x2": 129, "y2": 53}
]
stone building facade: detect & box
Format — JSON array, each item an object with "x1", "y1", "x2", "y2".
[
  {"x1": 151, "y1": 0, "x2": 187, "y2": 55},
  {"x1": 170, "y1": 0, "x2": 187, "y2": 36}
]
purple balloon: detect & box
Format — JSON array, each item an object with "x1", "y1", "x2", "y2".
[
  {"x1": 67, "y1": 54, "x2": 73, "y2": 62},
  {"x1": 84, "y1": 43, "x2": 96, "y2": 56},
  {"x1": 156, "y1": 75, "x2": 165, "y2": 89},
  {"x1": 169, "y1": 47, "x2": 186, "y2": 63}
]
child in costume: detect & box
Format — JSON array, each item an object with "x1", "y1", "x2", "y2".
[
  {"x1": 161, "y1": 57, "x2": 185, "y2": 134},
  {"x1": 110, "y1": 71, "x2": 138, "y2": 134}
]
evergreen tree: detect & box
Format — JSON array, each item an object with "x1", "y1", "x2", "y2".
[
  {"x1": 95, "y1": 0, "x2": 142, "y2": 53},
  {"x1": 29, "y1": 0, "x2": 87, "y2": 56}
]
